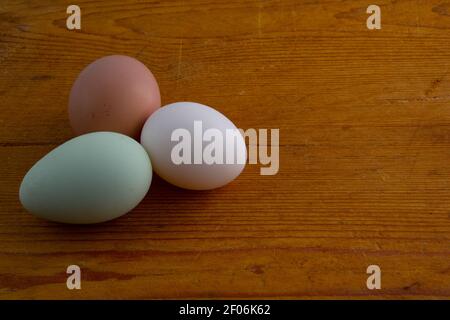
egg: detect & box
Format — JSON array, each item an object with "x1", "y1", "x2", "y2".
[
  {"x1": 140, "y1": 102, "x2": 247, "y2": 190},
  {"x1": 19, "y1": 132, "x2": 152, "y2": 224},
  {"x1": 68, "y1": 55, "x2": 161, "y2": 139}
]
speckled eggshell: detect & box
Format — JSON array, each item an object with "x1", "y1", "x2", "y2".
[{"x1": 68, "y1": 55, "x2": 161, "y2": 139}]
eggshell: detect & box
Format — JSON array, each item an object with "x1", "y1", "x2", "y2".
[
  {"x1": 140, "y1": 102, "x2": 246, "y2": 190},
  {"x1": 19, "y1": 132, "x2": 152, "y2": 224},
  {"x1": 68, "y1": 55, "x2": 161, "y2": 139}
]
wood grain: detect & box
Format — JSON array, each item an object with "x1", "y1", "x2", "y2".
[{"x1": 1, "y1": 0, "x2": 450, "y2": 299}]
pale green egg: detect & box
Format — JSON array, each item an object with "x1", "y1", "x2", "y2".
[{"x1": 19, "y1": 132, "x2": 152, "y2": 224}]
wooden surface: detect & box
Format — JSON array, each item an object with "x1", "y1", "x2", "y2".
[{"x1": 1, "y1": 0, "x2": 450, "y2": 299}]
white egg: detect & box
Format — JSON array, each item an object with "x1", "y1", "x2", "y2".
[
  {"x1": 140, "y1": 102, "x2": 246, "y2": 190},
  {"x1": 19, "y1": 132, "x2": 152, "y2": 224}
]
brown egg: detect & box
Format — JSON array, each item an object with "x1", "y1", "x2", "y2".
[{"x1": 68, "y1": 55, "x2": 161, "y2": 139}]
